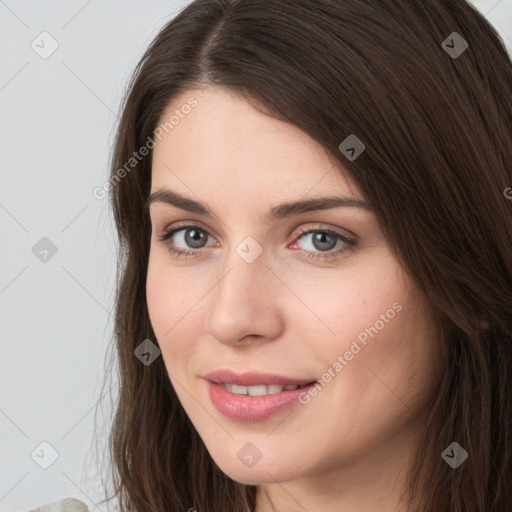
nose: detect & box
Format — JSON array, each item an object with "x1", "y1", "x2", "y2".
[{"x1": 206, "y1": 245, "x2": 285, "y2": 346}]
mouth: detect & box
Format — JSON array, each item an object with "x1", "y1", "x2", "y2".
[
  {"x1": 216, "y1": 381, "x2": 317, "y2": 396},
  {"x1": 204, "y1": 374, "x2": 319, "y2": 422},
  {"x1": 202, "y1": 369, "x2": 319, "y2": 421}
]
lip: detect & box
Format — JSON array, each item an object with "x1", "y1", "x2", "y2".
[
  {"x1": 203, "y1": 369, "x2": 317, "y2": 387},
  {"x1": 205, "y1": 380, "x2": 318, "y2": 422}
]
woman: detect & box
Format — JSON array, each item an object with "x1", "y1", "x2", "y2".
[{"x1": 96, "y1": 0, "x2": 512, "y2": 510}]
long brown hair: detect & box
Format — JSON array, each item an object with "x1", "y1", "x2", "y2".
[{"x1": 94, "y1": 1, "x2": 512, "y2": 510}]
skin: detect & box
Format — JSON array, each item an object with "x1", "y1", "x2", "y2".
[{"x1": 146, "y1": 86, "x2": 443, "y2": 512}]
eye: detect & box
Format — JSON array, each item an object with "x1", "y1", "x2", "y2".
[
  {"x1": 156, "y1": 225, "x2": 215, "y2": 259},
  {"x1": 291, "y1": 226, "x2": 355, "y2": 261},
  {"x1": 156, "y1": 223, "x2": 356, "y2": 261}
]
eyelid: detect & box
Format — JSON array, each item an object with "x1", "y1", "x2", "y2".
[
  {"x1": 158, "y1": 219, "x2": 220, "y2": 245},
  {"x1": 293, "y1": 222, "x2": 357, "y2": 242}
]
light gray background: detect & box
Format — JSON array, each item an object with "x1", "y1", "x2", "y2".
[{"x1": 1, "y1": 1, "x2": 511, "y2": 511}]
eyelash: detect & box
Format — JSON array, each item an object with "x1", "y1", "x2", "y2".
[{"x1": 156, "y1": 223, "x2": 356, "y2": 262}]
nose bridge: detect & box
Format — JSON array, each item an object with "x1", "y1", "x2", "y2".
[
  {"x1": 215, "y1": 237, "x2": 269, "y2": 306},
  {"x1": 206, "y1": 236, "x2": 283, "y2": 343}
]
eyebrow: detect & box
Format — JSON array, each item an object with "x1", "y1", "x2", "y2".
[{"x1": 145, "y1": 188, "x2": 372, "y2": 222}]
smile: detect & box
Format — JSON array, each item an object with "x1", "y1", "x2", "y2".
[
  {"x1": 219, "y1": 382, "x2": 312, "y2": 396},
  {"x1": 205, "y1": 380, "x2": 318, "y2": 422}
]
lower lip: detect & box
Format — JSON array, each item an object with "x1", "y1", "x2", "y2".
[{"x1": 205, "y1": 380, "x2": 317, "y2": 422}]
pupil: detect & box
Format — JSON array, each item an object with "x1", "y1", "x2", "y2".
[
  {"x1": 313, "y1": 232, "x2": 336, "y2": 251},
  {"x1": 186, "y1": 229, "x2": 206, "y2": 248}
]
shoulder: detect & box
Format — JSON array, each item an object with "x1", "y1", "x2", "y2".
[{"x1": 29, "y1": 498, "x2": 88, "y2": 512}]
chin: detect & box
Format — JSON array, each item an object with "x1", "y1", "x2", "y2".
[
  {"x1": 226, "y1": 470, "x2": 269, "y2": 485},
  {"x1": 224, "y1": 467, "x2": 283, "y2": 486},
  {"x1": 213, "y1": 455, "x2": 301, "y2": 486}
]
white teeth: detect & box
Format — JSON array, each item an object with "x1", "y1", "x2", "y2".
[
  {"x1": 220, "y1": 383, "x2": 301, "y2": 395},
  {"x1": 230, "y1": 384, "x2": 249, "y2": 395},
  {"x1": 267, "y1": 384, "x2": 285, "y2": 394},
  {"x1": 247, "y1": 385, "x2": 267, "y2": 397}
]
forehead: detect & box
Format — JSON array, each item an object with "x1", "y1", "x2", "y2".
[{"x1": 151, "y1": 86, "x2": 359, "y2": 199}]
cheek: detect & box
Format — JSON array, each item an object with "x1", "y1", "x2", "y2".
[
  {"x1": 329, "y1": 290, "x2": 440, "y2": 425},
  {"x1": 306, "y1": 260, "x2": 438, "y2": 404},
  {"x1": 146, "y1": 254, "x2": 199, "y2": 362},
  {"x1": 146, "y1": 248, "x2": 202, "y2": 324},
  {"x1": 297, "y1": 257, "x2": 406, "y2": 353}
]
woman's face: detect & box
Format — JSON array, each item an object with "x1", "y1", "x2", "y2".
[{"x1": 146, "y1": 86, "x2": 441, "y2": 499}]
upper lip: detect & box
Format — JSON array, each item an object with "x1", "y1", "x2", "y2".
[{"x1": 203, "y1": 369, "x2": 318, "y2": 387}]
